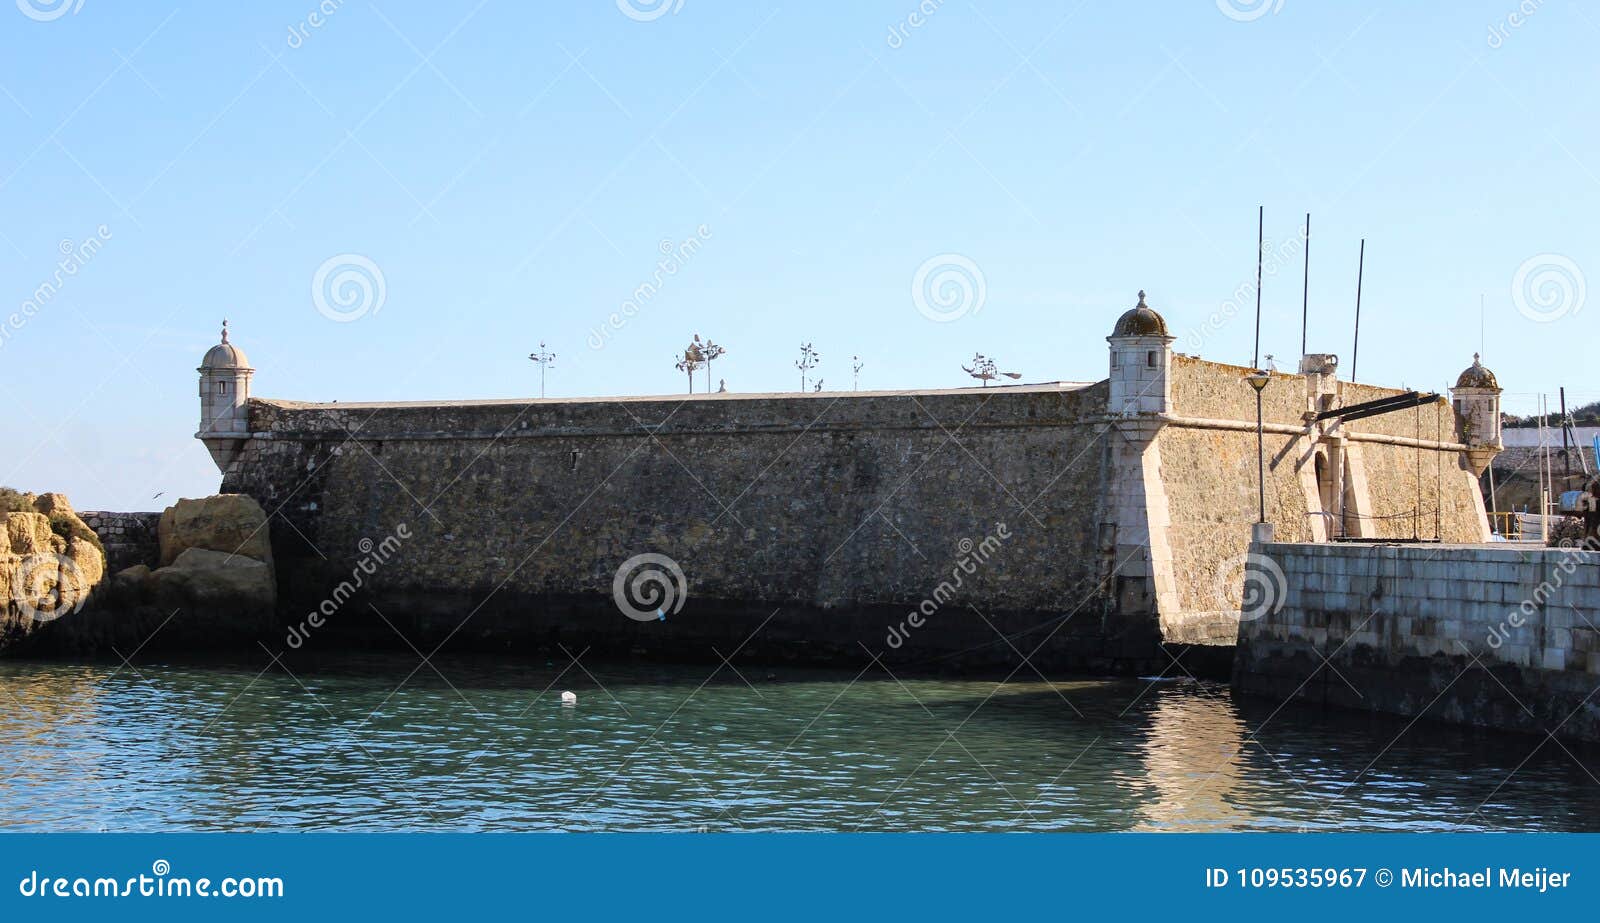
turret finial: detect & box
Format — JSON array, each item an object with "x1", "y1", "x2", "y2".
[
  {"x1": 1473, "y1": 351, "x2": 1480, "y2": 364},
  {"x1": 221, "y1": 319, "x2": 230, "y2": 344},
  {"x1": 1137, "y1": 290, "x2": 1146, "y2": 306}
]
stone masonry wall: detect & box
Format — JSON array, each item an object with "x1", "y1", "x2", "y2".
[
  {"x1": 213, "y1": 354, "x2": 1494, "y2": 670},
  {"x1": 1158, "y1": 358, "x2": 1488, "y2": 645},
  {"x1": 1234, "y1": 541, "x2": 1600, "y2": 742},
  {"x1": 79, "y1": 511, "x2": 160, "y2": 573},
  {"x1": 223, "y1": 384, "x2": 1167, "y2": 671}
]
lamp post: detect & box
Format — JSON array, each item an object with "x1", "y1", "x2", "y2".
[
  {"x1": 1245, "y1": 369, "x2": 1271, "y2": 527},
  {"x1": 529, "y1": 342, "x2": 555, "y2": 398}
]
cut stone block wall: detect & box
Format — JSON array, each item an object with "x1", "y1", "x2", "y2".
[
  {"x1": 1234, "y1": 541, "x2": 1600, "y2": 741},
  {"x1": 79, "y1": 511, "x2": 160, "y2": 573}
]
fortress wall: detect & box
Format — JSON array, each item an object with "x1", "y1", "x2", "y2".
[
  {"x1": 225, "y1": 383, "x2": 1167, "y2": 671},
  {"x1": 1356, "y1": 441, "x2": 1486, "y2": 541},
  {"x1": 1156, "y1": 427, "x2": 1317, "y2": 638},
  {"x1": 212, "y1": 354, "x2": 1496, "y2": 669},
  {"x1": 1157, "y1": 359, "x2": 1490, "y2": 643}
]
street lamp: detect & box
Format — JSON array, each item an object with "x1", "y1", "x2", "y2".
[
  {"x1": 1245, "y1": 368, "x2": 1271, "y2": 530},
  {"x1": 529, "y1": 342, "x2": 555, "y2": 398}
]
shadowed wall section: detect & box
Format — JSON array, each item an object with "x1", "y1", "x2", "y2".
[{"x1": 223, "y1": 384, "x2": 1166, "y2": 671}]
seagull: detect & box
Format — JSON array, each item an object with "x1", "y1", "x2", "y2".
[{"x1": 560, "y1": 690, "x2": 577, "y2": 706}]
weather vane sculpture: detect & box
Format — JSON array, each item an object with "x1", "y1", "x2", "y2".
[
  {"x1": 675, "y1": 336, "x2": 705, "y2": 393},
  {"x1": 962, "y1": 353, "x2": 1020, "y2": 387},
  {"x1": 795, "y1": 342, "x2": 819, "y2": 392}
]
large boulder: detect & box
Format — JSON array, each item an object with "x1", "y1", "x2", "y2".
[
  {"x1": 158, "y1": 495, "x2": 272, "y2": 566},
  {"x1": 148, "y1": 547, "x2": 275, "y2": 613}
]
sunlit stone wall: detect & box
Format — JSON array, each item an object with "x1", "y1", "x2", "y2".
[{"x1": 1235, "y1": 541, "x2": 1600, "y2": 742}]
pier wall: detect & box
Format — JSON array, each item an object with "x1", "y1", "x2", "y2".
[{"x1": 1234, "y1": 541, "x2": 1600, "y2": 741}]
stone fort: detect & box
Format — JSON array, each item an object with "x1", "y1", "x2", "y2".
[{"x1": 194, "y1": 295, "x2": 1503, "y2": 673}]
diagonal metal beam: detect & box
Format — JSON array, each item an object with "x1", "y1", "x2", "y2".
[{"x1": 1312, "y1": 390, "x2": 1442, "y2": 424}]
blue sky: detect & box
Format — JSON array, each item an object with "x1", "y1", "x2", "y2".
[{"x1": 1, "y1": 0, "x2": 1596, "y2": 509}]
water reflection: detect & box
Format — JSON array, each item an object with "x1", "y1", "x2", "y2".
[
  {"x1": 1131, "y1": 687, "x2": 1250, "y2": 831},
  {"x1": 0, "y1": 656, "x2": 1596, "y2": 832}
]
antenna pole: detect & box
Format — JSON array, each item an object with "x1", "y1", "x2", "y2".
[
  {"x1": 1350, "y1": 238, "x2": 1365, "y2": 382},
  {"x1": 1253, "y1": 205, "x2": 1263, "y2": 369},
  {"x1": 1300, "y1": 212, "x2": 1310, "y2": 357},
  {"x1": 1561, "y1": 386, "x2": 1572, "y2": 484}
]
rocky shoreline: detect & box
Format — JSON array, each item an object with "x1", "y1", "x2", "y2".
[{"x1": 1, "y1": 491, "x2": 277, "y2": 656}]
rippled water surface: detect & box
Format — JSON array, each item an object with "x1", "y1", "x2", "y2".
[{"x1": 2, "y1": 655, "x2": 1597, "y2": 831}]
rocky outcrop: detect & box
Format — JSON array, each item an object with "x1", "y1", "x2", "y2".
[
  {"x1": 2, "y1": 491, "x2": 279, "y2": 656},
  {"x1": 92, "y1": 494, "x2": 278, "y2": 649},
  {"x1": 0, "y1": 490, "x2": 108, "y2": 651},
  {"x1": 147, "y1": 548, "x2": 275, "y2": 614},
  {"x1": 158, "y1": 494, "x2": 272, "y2": 566}
]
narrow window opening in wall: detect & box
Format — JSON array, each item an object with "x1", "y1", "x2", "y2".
[
  {"x1": 1097, "y1": 522, "x2": 1116, "y2": 549},
  {"x1": 1146, "y1": 351, "x2": 1156, "y2": 367},
  {"x1": 570, "y1": 450, "x2": 580, "y2": 471},
  {"x1": 373, "y1": 441, "x2": 384, "y2": 457},
  {"x1": 217, "y1": 381, "x2": 228, "y2": 394}
]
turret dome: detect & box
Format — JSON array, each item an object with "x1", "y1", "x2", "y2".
[
  {"x1": 1110, "y1": 291, "x2": 1170, "y2": 338},
  {"x1": 1454, "y1": 353, "x2": 1498, "y2": 390},
  {"x1": 200, "y1": 321, "x2": 251, "y2": 370}
]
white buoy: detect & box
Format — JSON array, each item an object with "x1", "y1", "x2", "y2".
[{"x1": 560, "y1": 690, "x2": 577, "y2": 706}]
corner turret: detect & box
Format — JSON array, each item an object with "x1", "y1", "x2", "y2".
[
  {"x1": 1106, "y1": 290, "x2": 1175, "y2": 427},
  {"x1": 197, "y1": 320, "x2": 253, "y2": 473},
  {"x1": 1450, "y1": 353, "x2": 1502, "y2": 476}
]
